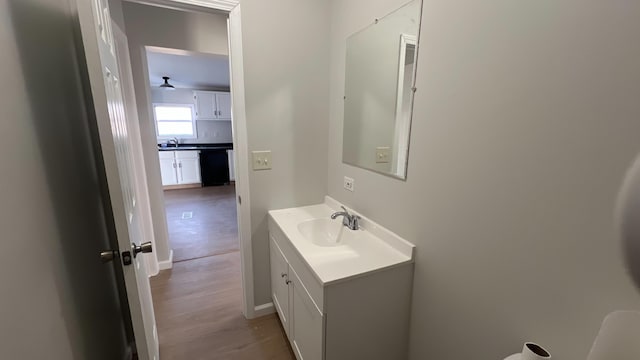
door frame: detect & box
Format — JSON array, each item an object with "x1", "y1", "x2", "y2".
[{"x1": 125, "y1": 1, "x2": 257, "y2": 319}]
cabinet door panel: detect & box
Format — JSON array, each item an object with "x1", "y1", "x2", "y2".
[
  {"x1": 178, "y1": 158, "x2": 201, "y2": 184},
  {"x1": 290, "y1": 267, "x2": 323, "y2": 360},
  {"x1": 194, "y1": 91, "x2": 216, "y2": 120},
  {"x1": 215, "y1": 92, "x2": 232, "y2": 120},
  {"x1": 270, "y1": 238, "x2": 290, "y2": 336},
  {"x1": 159, "y1": 158, "x2": 178, "y2": 186}
]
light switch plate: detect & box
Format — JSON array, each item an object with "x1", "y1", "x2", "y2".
[
  {"x1": 344, "y1": 176, "x2": 355, "y2": 192},
  {"x1": 252, "y1": 150, "x2": 272, "y2": 170},
  {"x1": 376, "y1": 147, "x2": 391, "y2": 163}
]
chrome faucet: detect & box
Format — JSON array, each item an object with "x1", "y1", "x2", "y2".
[
  {"x1": 331, "y1": 206, "x2": 361, "y2": 230},
  {"x1": 167, "y1": 137, "x2": 179, "y2": 147}
]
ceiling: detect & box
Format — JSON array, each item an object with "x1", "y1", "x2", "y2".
[{"x1": 146, "y1": 50, "x2": 230, "y2": 90}]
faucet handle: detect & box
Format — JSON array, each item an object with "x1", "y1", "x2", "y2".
[
  {"x1": 340, "y1": 205, "x2": 350, "y2": 214},
  {"x1": 351, "y1": 215, "x2": 361, "y2": 229}
]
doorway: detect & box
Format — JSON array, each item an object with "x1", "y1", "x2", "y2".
[{"x1": 118, "y1": 1, "x2": 295, "y2": 357}]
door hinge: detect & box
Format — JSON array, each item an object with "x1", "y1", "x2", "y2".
[{"x1": 238, "y1": 195, "x2": 242, "y2": 205}]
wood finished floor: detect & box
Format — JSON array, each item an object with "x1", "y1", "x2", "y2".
[
  {"x1": 152, "y1": 186, "x2": 295, "y2": 360},
  {"x1": 164, "y1": 186, "x2": 239, "y2": 262}
]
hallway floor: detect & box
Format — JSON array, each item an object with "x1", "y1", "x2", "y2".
[
  {"x1": 151, "y1": 186, "x2": 295, "y2": 359},
  {"x1": 164, "y1": 186, "x2": 239, "y2": 262}
]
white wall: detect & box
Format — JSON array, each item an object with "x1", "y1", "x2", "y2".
[
  {"x1": 328, "y1": 0, "x2": 640, "y2": 359},
  {"x1": 151, "y1": 88, "x2": 233, "y2": 143},
  {"x1": 240, "y1": 0, "x2": 331, "y2": 305},
  {"x1": 122, "y1": 1, "x2": 230, "y2": 263},
  {"x1": 0, "y1": 0, "x2": 129, "y2": 358}
]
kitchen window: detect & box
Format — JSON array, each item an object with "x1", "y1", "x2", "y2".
[{"x1": 153, "y1": 103, "x2": 196, "y2": 139}]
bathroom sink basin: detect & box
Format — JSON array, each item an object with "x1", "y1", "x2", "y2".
[{"x1": 297, "y1": 219, "x2": 349, "y2": 247}]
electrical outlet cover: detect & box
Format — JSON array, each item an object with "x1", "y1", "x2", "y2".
[{"x1": 344, "y1": 176, "x2": 355, "y2": 192}]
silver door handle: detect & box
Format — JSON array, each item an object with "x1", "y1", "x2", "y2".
[
  {"x1": 100, "y1": 250, "x2": 118, "y2": 263},
  {"x1": 178, "y1": 162, "x2": 182, "y2": 168},
  {"x1": 132, "y1": 241, "x2": 153, "y2": 258}
]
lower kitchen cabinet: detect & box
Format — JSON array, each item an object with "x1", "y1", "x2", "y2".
[
  {"x1": 159, "y1": 152, "x2": 178, "y2": 186},
  {"x1": 158, "y1": 150, "x2": 201, "y2": 186}
]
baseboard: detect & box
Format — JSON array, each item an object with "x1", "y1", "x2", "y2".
[
  {"x1": 158, "y1": 249, "x2": 173, "y2": 270},
  {"x1": 254, "y1": 302, "x2": 275, "y2": 317},
  {"x1": 163, "y1": 183, "x2": 201, "y2": 191}
]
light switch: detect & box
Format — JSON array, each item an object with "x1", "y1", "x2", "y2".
[
  {"x1": 252, "y1": 150, "x2": 272, "y2": 170},
  {"x1": 375, "y1": 147, "x2": 391, "y2": 163}
]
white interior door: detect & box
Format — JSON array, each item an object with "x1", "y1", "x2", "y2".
[{"x1": 75, "y1": 0, "x2": 158, "y2": 359}]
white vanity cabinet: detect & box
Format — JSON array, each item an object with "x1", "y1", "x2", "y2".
[
  {"x1": 268, "y1": 210, "x2": 414, "y2": 360},
  {"x1": 158, "y1": 150, "x2": 201, "y2": 186}
]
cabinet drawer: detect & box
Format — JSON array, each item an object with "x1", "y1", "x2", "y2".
[
  {"x1": 269, "y1": 218, "x2": 324, "y2": 312},
  {"x1": 175, "y1": 150, "x2": 199, "y2": 159},
  {"x1": 158, "y1": 151, "x2": 175, "y2": 159}
]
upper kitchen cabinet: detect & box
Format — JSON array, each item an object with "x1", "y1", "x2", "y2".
[{"x1": 194, "y1": 90, "x2": 232, "y2": 121}]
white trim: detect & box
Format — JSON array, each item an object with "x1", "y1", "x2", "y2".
[
  {"x1": 158, "y1": 249, "x2": 174, "y2": 270},
  {"x1": 228, "y1": 5, "x2": 256, "y2": 319},
  {"x1": 125, "y1": 0, "x2": 238, "y2": 12},
  {"x1": 254, "y1": 302, "x2": 275, "y2": 317}
]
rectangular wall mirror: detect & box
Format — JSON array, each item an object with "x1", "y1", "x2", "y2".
[{"x1": 343, "y1": 0, "x2": 422, "y2": 179}]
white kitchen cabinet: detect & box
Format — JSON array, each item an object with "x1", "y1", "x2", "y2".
[
  {"x1": 194, "y1": 91, "x2": 216, "y2": 120},
  {"x1": 158, "y1": 150, "x2": 201, "y2": 186},
  {"x1": 215, "y1": 92, "x2": 232, "y2": 120},
  {"x1": 175, "y1": 151, "x2": 201, "y2": 184},
  {"x1": 194, "y1": 91, "x2": 232, "y2": 121},
  {"x1": 159, "y1": 157, "x2": 178, "y2": 186}
]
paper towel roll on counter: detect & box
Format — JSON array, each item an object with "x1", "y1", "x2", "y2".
[{"x1": 587, "y1": 311, "x2": 640, "y2": 360}]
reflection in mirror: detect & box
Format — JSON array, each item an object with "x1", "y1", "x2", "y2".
[{"x1": 343, "y1": 0, "x2": 422, "y2": 179}]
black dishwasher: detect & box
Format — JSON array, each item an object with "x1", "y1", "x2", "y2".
[{"x1": 199, "y1": 150, "x2": 229, "y2": 186}]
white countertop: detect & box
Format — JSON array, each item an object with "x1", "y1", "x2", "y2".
[{"x1": 268, "y1": 196, "x2": 415, "y2": 285}]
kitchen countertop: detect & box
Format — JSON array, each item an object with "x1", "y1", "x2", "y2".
[
  {"x1": 157, "y1": 143, "x2": 233, "y2": 151},
  {"x1": 268, "y1": 196, "x2": 415, "y2": 285}
]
